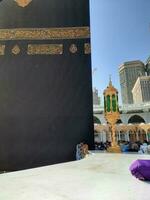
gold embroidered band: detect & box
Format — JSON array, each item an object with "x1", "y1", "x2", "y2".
[{"x1": 0, "y1": 27, "x2": 90, "y2": 41}]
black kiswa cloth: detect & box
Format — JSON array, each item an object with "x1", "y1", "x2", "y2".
[{"x1": 0, "y1": 0, "x2": 94, "y2": 171}]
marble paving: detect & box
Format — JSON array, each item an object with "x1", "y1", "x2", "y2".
[{"x1": 0, "y1": 153, "x2": 150, "y2": 200}]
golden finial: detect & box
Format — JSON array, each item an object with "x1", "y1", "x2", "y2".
[{"x1": 109, "y1": 75, "x2": 112, "y2": 86}]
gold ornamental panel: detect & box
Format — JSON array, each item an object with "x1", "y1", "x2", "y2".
[
  {"x1": 11, "y1": 45, "x2": 21, "y2": 55},
  {"x1": 0, "y1": 27, "x2": 90, "y2": 41},
  {"x1": 84, "y1": 43, "x2": 91, "y2": 54},
  {"x1": 0, "y1": 45, "x2": 5, "y2": 55},
  {"x1": 69, "y1": 44, "x2": 78, "y2": 54},
  {"x1": 14, "y1": 0, "x2": 32, "y2": 7},
  {"x1": 27, "y1": 44, "x2": 63, "y2": 55}
]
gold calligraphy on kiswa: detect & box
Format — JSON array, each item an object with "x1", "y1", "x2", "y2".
[
  {"x1": 0, "y1": 43, "x2": 90, "y2": 56},
  {"x1": 27, "y1": 44, "x2": 63, "y2": 55},
  {"x1": 14, "y1": 0, "x2": 32, "y2": 8},
  {"x1": 0, "y1": 27, "x2": 90, "y2": 41}
]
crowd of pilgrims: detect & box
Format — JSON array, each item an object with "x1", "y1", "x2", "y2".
[
  {"x1": 76, "y1": 140, "x2": 150, "y2": 160},
  {"x1": 95, "y1": 140, "x2": 150, "y2": 154}
]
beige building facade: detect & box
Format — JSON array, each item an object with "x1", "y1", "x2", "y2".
[{"x1": 132, "y1": 76, "x2": 150, "y2": 104}]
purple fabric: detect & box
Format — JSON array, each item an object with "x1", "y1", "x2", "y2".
[{"x1": 129, "y1": 160, "x2": 150, "y2": 181}]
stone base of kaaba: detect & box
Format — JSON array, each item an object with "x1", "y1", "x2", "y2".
[
  {"x1": 0, "y1": 153, "x2": 149, "y2": 200},
  {"x1": 107, "y1": 145, "x2": 121, "y2": 153}
]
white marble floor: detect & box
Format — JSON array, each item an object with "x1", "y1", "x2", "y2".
[{"x1": 0, "y1": 153, "x2": 150, "y2": 200}]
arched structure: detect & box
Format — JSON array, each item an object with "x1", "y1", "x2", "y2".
[
  {"x1": 128, "y1": 115, "x2": 145, "y2": 124},
  {"x1": 93, "y1": 116, "x2": 101, "y2": 124},
  {"x1": 93, "y1": 111, "x2": 150, "y2": 125},
  {"x1": 94, "y1": 123, "x2": 150, "y2": 143}
]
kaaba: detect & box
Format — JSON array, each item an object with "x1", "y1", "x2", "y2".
[{"x1": 0, "y1": 0, "x2": 94, "y2": 171}]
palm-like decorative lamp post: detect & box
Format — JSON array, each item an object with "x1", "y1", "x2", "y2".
[{"x1": 103, "y1": 77, "x2": 121, "y2": 153}]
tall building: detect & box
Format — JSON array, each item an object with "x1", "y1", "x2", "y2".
[
  {"x1": 145, "y1": 57, "x2": 150, "y2": 76},
  {"x1": 132, "y1": 76, "x2": 150, "y2": 104},
  {"x1": 119, "y1": 60, "x2": 145, "y2": 104},
  {"x1": 93, "y1": 88, "x2": 100, "y2": 105}
]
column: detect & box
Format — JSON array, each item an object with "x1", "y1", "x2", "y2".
[
  {"x1": 100, "y1": 132, "x2": 102, "y2": 142},
  {"x1": 124, "y1": 133, "x2": 127, "y2": 141},
  {"x1": 127, "y1": 131, "x2": 130, "y2": 142},
  {"x1": 136, "y1": 131, "x2": 139, "y2": 141},
  {"x1": 146, "y1": 131, "x2": 149, "y2": 142},
  {"x1": 119, "y1": 131, "x2": 121, "y2": 140}
]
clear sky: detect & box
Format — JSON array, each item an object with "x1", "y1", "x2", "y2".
[{"x1": 90, "y1": 0, "x2": 150, "y2": 104}]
